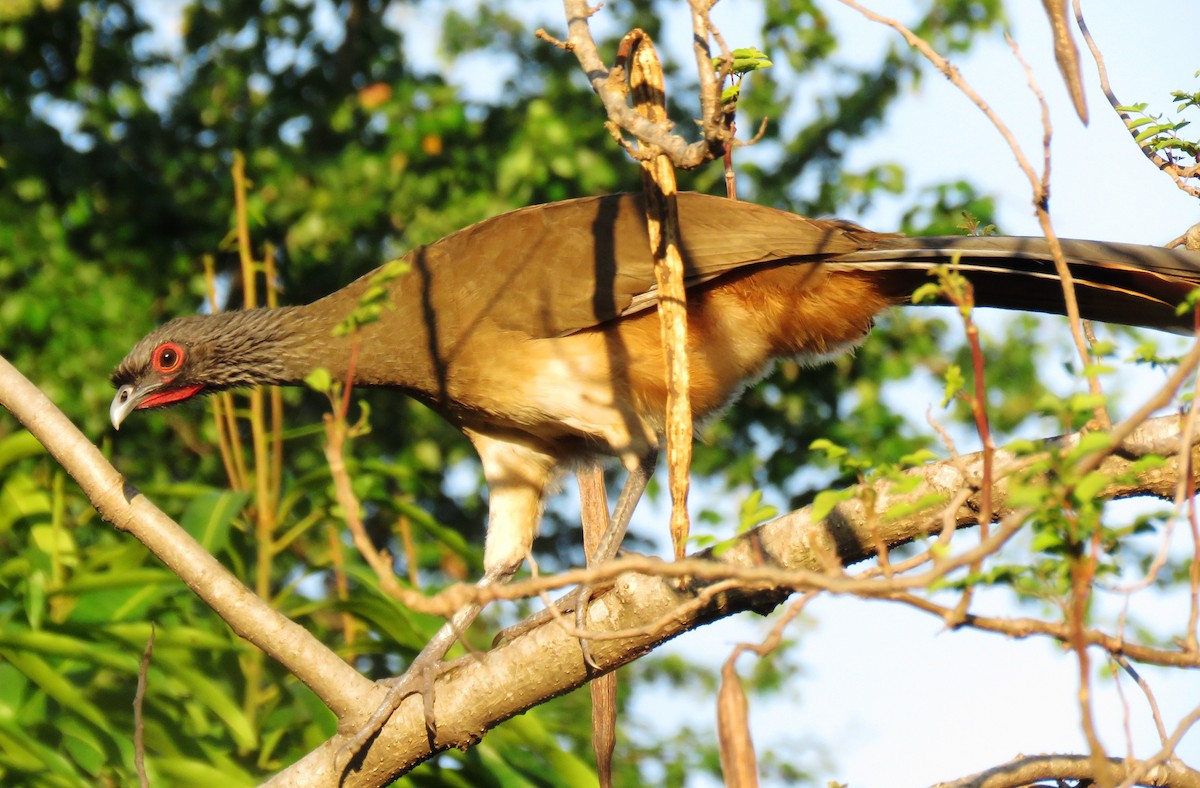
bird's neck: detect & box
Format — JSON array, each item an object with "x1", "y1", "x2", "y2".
[
  {"x1": 213, "y1": 287, "x2": 426, "y2": 392},
  {"x1": 199, "y1": 305, "x2": 348, "y2": 387}
]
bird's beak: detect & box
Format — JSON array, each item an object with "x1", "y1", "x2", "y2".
[
  {"x1": 110, "y1": 383, "x2": 144, "y2": 430},
  {"x1": 109, "y1": 381, "x2": 205, "y2": 429}
]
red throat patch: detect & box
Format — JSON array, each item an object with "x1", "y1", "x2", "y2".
[{"x1": 137, "y1": 384, "x2": 204, "y2": 410}]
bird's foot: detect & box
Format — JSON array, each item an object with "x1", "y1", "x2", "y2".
[
  {"x1": 337, "y1": 578, "x2": 500, "y2": 773},
  {"x1": 336, "y1": 649, "x2": 448, "y2": 773},
  {"x1": 492, "y1": 585, "x2": 579, "y2": 646},
  {"x1": 492, "y1": 584, "x2": 605, "y2": 669}
]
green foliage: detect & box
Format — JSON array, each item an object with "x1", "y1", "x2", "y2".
[
  {"x1": 736, "y1": 489, "x2": 779, "y2": 533},
  {"x1": 714, "y1": 46, "x2": 773, "y2": 103},
  {"x1": 333, "y1": 259, "x2": 412, "y2": 337},
  {"x1": 1112, "y1": 73, "x2": 1200, "y2": 186}
]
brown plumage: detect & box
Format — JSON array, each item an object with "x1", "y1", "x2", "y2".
[{"x1": 112, "y1": 191, "x2": 1200, "y2": 582}]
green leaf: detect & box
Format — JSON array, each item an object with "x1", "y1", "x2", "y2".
[
  {"x1": 58, "y1": 716, "x2": 106, "y2": 776},
  {"x1": 0, "y1": 718, "x2": 81, "y2": 778},
  {"x1": 24, "y1": 570, "x2": 45, "y2": 631},
  {"x1": 811, "y1": 488, "x2": 854, "y2": 522},
  {"x1": 155, "y1": 755, "x2": 256, "y2": 787},
  {"x1": 1128, "y1": 454, "x2": 1167, "y2": 474},
  {"x1": 1073, "y1": 471, "x2": 1112, "y2": 503},
  {"x1": 911, "y1": 282, "x2": 942, "y2": 304},
  {"x1": 0, "y1": 431, "x2": 45, "y2": 470},
  {"x1": 1031, "y1": 529, "x2": 1064, "y2": 553},
  {"x1": 809, "y1": 438, "x2": 847, "y2": 459},
  {"x1": 883, "y1": 492, "x2": 948, "y2": 521},
  {"x1": 304, "y1": 367, "x2": 333, "y2": 393},
  {"x1": 713, "y1": 46, "x2": 773, "y2": 76},
  {"x1": 60, "y1": 569, "x2": 178, "y2": 595},
  {"x1": 1004, "y1": 439, "x2": 1038, "y2": 456},
  {"x1": 30, "y1": 524, "x2": 78, "y2": 564},
  {"x1": 1066, "y1": 431, "x2": 1113, "y2": 461},
  {"x1": 1082, "y1": 362, "x2": 1115, "y2": 378},
  {"x1": 898, "y1": 448, "x2": 937, "y2": 467},
  {"x1": 67, "y1": 583, "x2": 165, "y2": 624},
  {"x1": 180, "y1": 490, "x2": 250, "y2": 554},
  {"x1": 0, "y1": 647, "x2": 108, "y2": 729},
  {"x1": 942, "y1": 364, "x2": 965, "y2": 406},
  {"x1": 888, "y1": 475, "x2": 923, "y2": 495},
  {"x1": 737, "y1": 490, "x2": 778, "y2": 532},
  {"x1": 1068, "y1": 393, "x2": 1106, "y2": 413},
  {"x1": 170, "y1": 665, "x2": 258, "y2": 751},
  {"x1": 0, "y1": 474, "x2": 52, "y2": 533}
]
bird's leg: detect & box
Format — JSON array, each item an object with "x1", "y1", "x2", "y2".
[
  {"x1": 493, "y1": 450, "x2": 658, "y2": 649},
  {"x1": 338, "y1": 569, "x2": 509, "y2": 769},
  {"x1": 589, "y1": 451, "x2": 658, "y2": 569},
  {"x1": 338, "y1": 431, "x2": 554, "y2": 768}
]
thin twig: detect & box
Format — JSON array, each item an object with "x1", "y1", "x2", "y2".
[
  {"x1": 1116, "y1": 700, "x2": 1200, "y2": 788},
  {"x1": 1114, "y1": 655, "x2": 1171, "y2": 747},
  {"x1": 134, "y1": 625, "x2": 155, "y2": 788},
  {"x1": 1073, "y1": 0, "x2": 1200, "y2": 199},
  {"x1": 552, "y1": 0, "x2": 732, "y2": 167}
]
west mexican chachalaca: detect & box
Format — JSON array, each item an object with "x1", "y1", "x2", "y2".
[{"x1": 109, "y1": 191, "x2": 1200, "y2": 740}]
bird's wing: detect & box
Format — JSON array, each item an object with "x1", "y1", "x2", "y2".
[{"x1": 414, "y1": 192, "x2": 883, "y2": 340}]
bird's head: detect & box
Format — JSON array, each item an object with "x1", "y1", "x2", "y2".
[
  {"x1": 109, "y1": 310, "x2": 297, "y2": 430},
  {"x1": 109, "y1": 316, "x2": 220, "y2": 429}
]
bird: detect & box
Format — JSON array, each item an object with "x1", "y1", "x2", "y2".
[{"x1": 109, "y1": 191, "x2": 1200, "y2": 744}]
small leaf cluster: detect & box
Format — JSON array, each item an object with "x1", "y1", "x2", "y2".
[
  {"x1": 713, "y1": 47, "x2": 773, "y2": 104},
  {"x1": 1003, "y1": 431, "x2": 1167, "y2": 599},
  {"x1": 807, "y1": 437, "x2": 941, "y2": 524},
  {"x1": 1118, "y1": 93, "x2": 1199, "y2": 161},
  {"x1": 333, "y1": 259, "x2": 411, "y2": 337}
]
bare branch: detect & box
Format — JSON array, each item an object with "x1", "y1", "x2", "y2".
[
  {"x1": 265, "y1": 411, "x2": 1200, "y2": 784},
  {"x1": 552, "y1": 0, "x2": 732, "y2": 167},
  {"x1": 932, "y1": 753, "x2": 1200, "y2": 788},
  {"x1": 133, "y1": 626, "x2": 155, "y2": 788}
]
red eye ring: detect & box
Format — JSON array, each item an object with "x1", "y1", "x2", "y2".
[{"x1": 152, "y1": 342, "x2": 185, "y2": 375}]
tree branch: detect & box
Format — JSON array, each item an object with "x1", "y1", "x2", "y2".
[
  {"x1": 0, "y1": 354, "x2": 376, "y2": 719},
  {"x1": 269, "y1": 412, "x2": 1200, "y2": 785},
  {"x1": 932, "y1": 753, "x2": 1200, "y2": 788},
  {"x1": 551, "y1": 0, "x2": 732, "y2": 167}
]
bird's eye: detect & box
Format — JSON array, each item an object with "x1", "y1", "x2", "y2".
[{"x1": 152, "y1": 342, "x2": 185, "y2": 375}]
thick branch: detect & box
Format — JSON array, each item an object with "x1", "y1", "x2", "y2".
[
  {"x1": 932, "y1": 753, "x2": 1200, "y2": 788},
  {"x1": 269, "y1": 413, "x2": 1200, "y2": 785},
  {"x1": 0, "y1": 354, "x2": 375, "y2": 719}
]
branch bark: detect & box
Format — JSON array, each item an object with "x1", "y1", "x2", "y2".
[{"x1": 932, "y1": 753, "x2": 1200, "y2": 788}]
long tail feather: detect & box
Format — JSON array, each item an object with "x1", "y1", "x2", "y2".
[{"x1": 827, "y1": 236, "x2": 1200, "y2": 333}]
